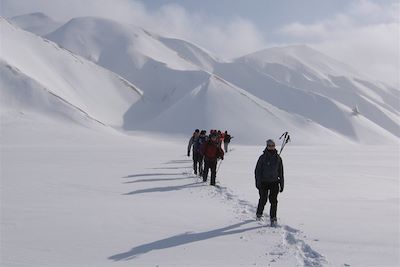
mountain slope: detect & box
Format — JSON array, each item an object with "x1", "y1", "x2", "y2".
[
  {"x1": 9, "y1": 12, "x2": 62, "y2": 36},
  {"x1": 232, "y1": 45, "x2": 400, "y2": 138},
  {"x1": 9, "y1": 14, "x2": 399, "y2": 144},
  {"x1": 236, "y1": 45, "x2": 362, "y2": 81},
  {"x1": 45, "y1": 17, "x2": 210, "y2": 127},
  {"x1": 140, "y1": 75, "x2": 398, "y2": 144},
  {"x1": 46, "y1": 17, "x2": 200, "y2": 71},
  {"x1": 157, "y1": 36, "x2": 220, "y2": 72},
  {"x1": 0, "y1": 61, "x2": 107, "y2": 129},
  {"x1": 1, "y1": 18, "x2": 142, "y2": 127}
]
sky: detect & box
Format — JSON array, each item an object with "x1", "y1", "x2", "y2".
[{"x1": 1, "y1": 0, "x2": 399, "y2": 86}]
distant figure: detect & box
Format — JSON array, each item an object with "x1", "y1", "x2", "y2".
[
  {"x1": 200, "y1": 133, "x2": 224, "y2": 186},
  {"x1": 254, "y1": 139, "x2": 284, "y2": 226},
  {"x1": 187, "y1": 129, "x2": 200, "y2": 175},
  {"x1": 223, "y1": 131, "x2": 233, "y2": 153}
]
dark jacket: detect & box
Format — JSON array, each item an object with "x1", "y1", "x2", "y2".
[
  {"x1": 254, "y1": 149, "x2": 284, "y2": 188},
  {"x1": 224, "y1": 134, "x2": 232, "y2": 143},
  {"x1": 195, "y1": 135, "x2": 207, "y2": 153}
]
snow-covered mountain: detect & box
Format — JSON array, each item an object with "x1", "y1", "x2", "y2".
[
  {"x1": 237, "y1": 44, "x2": 362, "y2": 80},
  {"x1": 0, "y1": 18, "x2": 142, "y2": 127},
  {"x1": 133, "y1": 74, "x2": 352, "y2": 143},
  {"x1": 231, "y1": 45, "x2": 400, "y2": 137},
  {"x1": 2, "y1": 14, "x2": 399, "y2": 144},
  {"x1": 45, "y1": 17, "x2": 211, "y2": 126},
  {"x1": 9, "y1": 12, "x2": 62, "y2": 36}
]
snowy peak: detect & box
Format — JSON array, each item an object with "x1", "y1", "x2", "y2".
[
  {"x1": 9, "y1": 12, "x2": 62, "y2": 36},
  {"x1": 45, "y1": 16, "x2": 201, "y2": 71},
  {"x1": 237, "y1": 45, "x2": 360, "y2": 80},
  {"x1": 158, "y1": 37, "x2": 220, "y2": 72}
]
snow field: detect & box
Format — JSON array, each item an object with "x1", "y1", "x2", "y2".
[{"x1": 2, "y1": 117, "x2": 398, "y2": 266}]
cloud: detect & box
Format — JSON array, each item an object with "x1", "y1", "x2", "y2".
[
  {"x1": 1, "y1": 0, "x2": 267, "y2": 60},
  {"x1": 278, "y1": 0, "x2": 399, "y2": 87}
]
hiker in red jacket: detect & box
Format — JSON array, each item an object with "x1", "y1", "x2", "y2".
[{"x1": 200, "y1": 133, "x2": 224, "y2": 186}]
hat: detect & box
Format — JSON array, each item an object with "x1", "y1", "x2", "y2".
[{"x1": 266, "y1": 139, "x2": 275, "y2": 146}]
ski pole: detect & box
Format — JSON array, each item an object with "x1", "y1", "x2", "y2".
[
  {"x1": 278, "y1": 131, "x2": 290, "y2": 155},
  {"x1": 216, "y1": 159, "x2": 223, "y2": 174}
]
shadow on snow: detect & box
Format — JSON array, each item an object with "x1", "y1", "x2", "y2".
[
  {"x1": 122, "y1": 173, "x2": 184, "y2": 178},
  {"x1": 122, "y1": 181, "x2": 202, "y2": 195},
  {"x1": 123, "y1": 176, "x2": 193, "y2": 184},
  {"x1": 108, "y1": 220, "x2": 262, "y2": 261}
]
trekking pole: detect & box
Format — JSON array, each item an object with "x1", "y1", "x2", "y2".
[
  {"x1": 278, "y1": 131, "x2": 291, "y2": 155},
  {"x1": 216, "y1": 159, "x2": 223, "y2": 174}
]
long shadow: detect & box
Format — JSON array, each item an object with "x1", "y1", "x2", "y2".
[
  {"x1": 124, "y1": 177, "x2": 193, "y2": 184},
  {"x1": 108, "y1": 220, "x2": 262, "y2": 261},
  {"x1": 151, "y1": 166, "x2": 191, "y2": 170},
  {"x1": 122, "y1": 173, "x2": 183, "y2": 178},
  {"x1": 165, "y1": 160, "x2": 192, "y2": 164},
  {"x1": 123, "y1": 182, "x2": 203, "y2": 195}
]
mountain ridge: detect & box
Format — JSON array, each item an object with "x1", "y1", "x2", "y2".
[{"x1": 1, "y1": 14, "x2": 399, "y2": 144}]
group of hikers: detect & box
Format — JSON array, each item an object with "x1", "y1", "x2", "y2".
[
  {"x1": 187, "y1": 129, "x2": 233, "y2": 186},
  {"x1": 187, "y1": 129, "x2": 284, "y2": 226}
]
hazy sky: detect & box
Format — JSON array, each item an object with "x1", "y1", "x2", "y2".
[{"x1": 1, "y1": 0, "x2": 399, "y2": 86}]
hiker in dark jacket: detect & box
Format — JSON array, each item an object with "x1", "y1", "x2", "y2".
[
  {"x1": 187, "y1": 129, "x2": 200, "y2": 175},
  {"x1": 200, "y1": 133, "x2": 224, "y2": 186},
  {"x1": 194, "y1": 130, "x2": 208, "y2": 176},
  {"x1": 254, "y1": 139, "x2": 284, "y2": 226},
  {"x1": 223, "y1": 131, "x2": 233, "y2": 153}
]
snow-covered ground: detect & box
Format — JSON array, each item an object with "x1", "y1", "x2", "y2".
[{"x1": 1, "y1": 116, "x2": 398, "y2": 267}]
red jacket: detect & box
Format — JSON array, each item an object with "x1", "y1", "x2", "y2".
[{"x1": 200, "y1": 140, "x2": 224, "y2": 160}]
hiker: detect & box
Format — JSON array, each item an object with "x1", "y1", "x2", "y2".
[
  {"x1": 217, "y1": 130, "x2": 223, "y2": 147},
  {"x1": 194, "y1": 130, "x2": 208, "y2": 176},
  {"x1": 200, "y1": 133, "x2": 224, "y2": 186},
  {"x1": 254, "y1": 139, "x2": 284, "y2": 226},
  {"x1": 223, "y1": 131, "x2": 233, "y2": 153},
  {"x1": 187, "y1": 129, "x2": 200, "y2": 175}
]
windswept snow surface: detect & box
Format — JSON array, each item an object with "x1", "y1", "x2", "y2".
[{"x1": 1, "y1": 118, "x2": 399, "y2": 267}]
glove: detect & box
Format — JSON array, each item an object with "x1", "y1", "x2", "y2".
[
  {"x1": 255, "y1": 180, "x2": 261, "y2": 189},
  {"x1": 187, "y1": 152, "x2": 190, "y2": 157},
  {"x1": 279, "y1": 182, "x2": 284, "y2": 193},
  {"x1": 220, "y1": 156, "x2": 224, "y2": 160}
]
